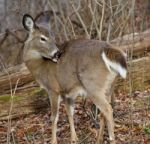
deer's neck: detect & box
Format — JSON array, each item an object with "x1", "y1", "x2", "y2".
[
  {"x1": 25, "y1": 56, "x2": 60, "y2": 92},
  {"x1": 23, "y1": 46, "x2": 42, "y2": 60},
  {"x1": 24, "y1": 49, "x2": 56, "y2": 78},
  {"x1": 25, "y1": 58, "x2": 44, "y2": 75}
]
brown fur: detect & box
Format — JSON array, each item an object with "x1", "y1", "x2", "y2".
[{"x1": 23, "y1": 14, "x2": 127, "y2": 144}]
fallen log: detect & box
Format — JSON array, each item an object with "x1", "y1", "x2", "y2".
[
  {"x1": 111, "y1": 29, "x2": 150, "y2": 58},
  {"x1": 0, "y1": 64, "x2": 34, "y2": 95},
  {"x1": 0, "y1": 88, "x2": 49, "y2": 120},
  {"x1": 116, "y1": 56, "x2": 150, "y2": 92}
]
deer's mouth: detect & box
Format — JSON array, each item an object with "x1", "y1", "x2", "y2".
[{"x1": 42, "y1": 51, "x2": 61, "y2": 62}]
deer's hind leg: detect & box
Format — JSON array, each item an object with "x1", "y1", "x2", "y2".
[
  {"x1": 81, "y1": 79, "x2": 116, "y2": 144},
  {"x1": 98, "y1": 81, "x2": 116, "y2": 144},
  {"x1": 91, "y1": 93, "x2": 115, "y2": 144}
]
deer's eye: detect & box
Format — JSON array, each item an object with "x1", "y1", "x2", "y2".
[
  {"x1": 40, "y1": 37, "x2": 46, "y2": 42},
  {"x1": 40, "y1": 35, "x2": 48, "y2": 43}
]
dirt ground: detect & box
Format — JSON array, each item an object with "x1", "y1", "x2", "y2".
[{"x1": 0, "y1": 90, "x2": 150, "y2": 144}]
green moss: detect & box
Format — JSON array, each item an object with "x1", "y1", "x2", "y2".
[
  {"x1": 32, "y1": 88, "x2": 47, "y2": 97},
  {"x1": 144, "y1": 128, "x2": 150, "y2": 135},
  {"x1": 0, "y1": 88, "x2": 48, "y2": 104},
  {"x1": 0, "y1": 95, "x2": 22, "y2": 102}
]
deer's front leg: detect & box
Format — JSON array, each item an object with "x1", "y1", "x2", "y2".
[
  {"x1": 49, "y1": 93, "x2": 61, "y2": 144},
  {"x1": 97, "y1": 113, "x2": 105, "y2": 144},
  {"x1": 65, "y1": 98, "x2": 78, "y2": 144}
]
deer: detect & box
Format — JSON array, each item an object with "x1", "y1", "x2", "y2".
[{"x1": 22, "y1": 14, "x2": 127, "y2": 144}]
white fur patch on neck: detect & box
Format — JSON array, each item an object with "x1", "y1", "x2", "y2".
[
  {"x1": 24, "y1": 50, "x2": 42, "y2": 61},
  {"x1": 102, "y1": 52, "x2": 127, "y2": 79}
]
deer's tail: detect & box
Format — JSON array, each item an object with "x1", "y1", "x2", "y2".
[{"x1": 102, "y1": 47, "x2": 127, "y2": 79}]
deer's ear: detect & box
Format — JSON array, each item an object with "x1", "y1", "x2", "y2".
[{"x1": 22, "y1": 14, "x2": 35, "y2": 31}]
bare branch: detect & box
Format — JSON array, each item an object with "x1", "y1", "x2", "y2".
[{"x1": 70, "y1": 0, "x2": 90, "y2": 39}]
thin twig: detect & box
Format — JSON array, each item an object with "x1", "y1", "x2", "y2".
[
  {"x1": 79, "y1": 132, "x2": 92, "y2": 144},
  {"x1": 128, "y1": 0, "x2": 136, "y2": 142},
  {"x1": 88, "y1": 1, "x2": 100, "y2": 39},
  {"x1": 106, "y1": 0, "x2": 113, "y2": 42},
  {"x1": 7, "y1": 78, "x2": 20, "y2": 144},
  {"x1": 67, "y1": 17, "x2": 77, "y2": 39},
  {"x1": 99, "y1": 0, "x2": 105, "y2": 40},
  {"x1": 57, "y1": 0, "x2": 69, "y2": 41},
  {"x1": 70, "y1": 1, "x2": 90, "y2": 39},
  {"x1": 0, "y1": 57, "x2": 13, "y2": 144},
  {"x1": 47, "y1": 0, "x2": 62, "y2": 42}
]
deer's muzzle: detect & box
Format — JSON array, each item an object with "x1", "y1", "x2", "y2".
[{"x1": 51, "y1": 50, "x2": 61, "y2": 62}]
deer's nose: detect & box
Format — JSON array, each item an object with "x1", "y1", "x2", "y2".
[
  {"x1": 51, "y1": 50, "x2": 61, "y2": 62},
  {"x1": 53, "y1": 51, "x2": 61, "y2": 59}
]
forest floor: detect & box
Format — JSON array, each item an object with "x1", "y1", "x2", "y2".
[{"x1": 0, "y1": 89, "x2": 150, "y2": 144}]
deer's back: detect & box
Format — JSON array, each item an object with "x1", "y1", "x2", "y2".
[{"x1": 57, "y1": 39, "x2": 112, "y2": 94}]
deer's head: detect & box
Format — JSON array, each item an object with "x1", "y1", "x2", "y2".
[{"x1": 22, "y1": 14, "x2": 61, "y2": 62}]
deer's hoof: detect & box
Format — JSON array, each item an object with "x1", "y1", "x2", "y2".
[
  {"x1": 71, "y1": 137, "x2": 78, "y2": 144},
  {"x1": 71, "y1": 141, "x2": 77, "y2": 144},
  {"x1": 110, "y1": 140, "x2": 116, "y2": 144},
  {"x1": 96, "y1": 139, "x2": 103, "y2": 144},
  {"x1": 51, "y1": 140, "x2": 57, "y2": 144}
]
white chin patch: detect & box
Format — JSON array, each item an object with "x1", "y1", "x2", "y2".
[{"x1": 52, "y1": 58, "x2": 58, "y2": 63}]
